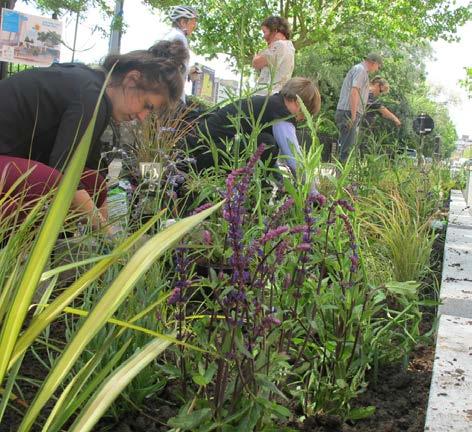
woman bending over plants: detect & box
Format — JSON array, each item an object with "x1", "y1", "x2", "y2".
[
  {"x1": 0, "y1": 40, "x2": 187, "y2": 235},
  {"x1": 185, "y1": 77, "x2": 321, "y2": 177}
]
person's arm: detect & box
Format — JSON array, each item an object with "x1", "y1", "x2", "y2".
[
  {"x1": 349, "y1": 87, "x2": 360, "y2": 124},
  {"x1": 252, "y1": 53, "x2": 269, "y2": 70},
  {"x1": 349, "y1": 67, "x2": 368, "y2": 125},
  {"x1": 272, "y1": 121, "x2": 301, "y2": 174},
  {"x1": 378, "y1": 106, "x2": 401, "y2": 127},
  {"x1": 72, "y1": 189, "x2": 113, "y2": 235}
]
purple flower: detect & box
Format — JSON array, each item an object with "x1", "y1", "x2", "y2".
[
  {"x1": 336, "y1": 199, "x2": 355, "y2": 212},
  {"x1": 168, "y1": 287, "x2": 182, "y2": 305},
  {"x1": 263, "y1": 315, "x2": 281, "y2": 327},
  {"x1": 193, "y1": 202, "x2": 213, "y2": 214},
  {"x1": 223, "y1": 144, "x2": 265, "y2": 288},
  {"x1": 266, "y1": 197, "x2": 295, "y2": 229},
  {"x1": 169, "y1": 247, "x2": 192, "y2": 305},
  {"x1": 290, "y1": 224, "x2": 309, "y2": 234},
  {"x1": 275, "y1": 239, "x2": 290, "y2": 264},
  {"x1": 313, "y1": 192, "x2": 327, "y2": 207},
  {"x1": 259, "y1": 226, "x2": 289, "y2": 245},
  {"x1": 349, "y1": 253, "x2": 359, "y2": 272},
  {"x1": 202, "y1": 230, "x2": 212, "y2": 245},
  {"x1": 297, "y1": 242, "x2": 311, "y2": 252}
]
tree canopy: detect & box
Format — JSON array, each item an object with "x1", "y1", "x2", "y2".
[
  {"x1": 461, "y1": 67, "x2": 472, "y2": 96},
  {"x1": 25, "y1": 0, "x2": 112, "y2": 15},
  {"x1": 146, "y1": 0, "x2": 471, "y2": 66}
]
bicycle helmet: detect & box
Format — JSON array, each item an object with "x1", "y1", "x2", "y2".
[{"x1": 169, "y1": 5, "x2": 197, "y2": 22}]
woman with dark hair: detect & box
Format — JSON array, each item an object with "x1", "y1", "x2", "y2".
[
  {"x1": 0, "y1": 40, "x2": 188, "y2": 234},
  {"x1": 252, "y1": 16, "x2": 295, "y2": 96}
]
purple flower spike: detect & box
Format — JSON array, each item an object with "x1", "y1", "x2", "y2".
[
  {"x1": 267, "y1": 197, "x2": 295, "y2": 228},
  {"x1": 297, "y1": 242, "x2": 311, "y2": 252},
  {"x1": 202, "y1": 230, "x2": 212, "y2": 245},
  {"x1": 290, "y1": 224, "x2": 309, "y2": 234},
  {"x1": 313, "y1": 192, "x2": 327, "y2": 207},
  {"x1": 259, "y1": 225, "x2": 289, "y2": 245},
  {"x1": 168, "y1": 287, "x2": 182, "y2": 305},
  {"x1": 349, "y1": 254, "x2": 359, "y2": 272},
  {"x1": 223, "y1": 144, "x2": 265, "y2": 290},
  {"x1": 336, "y1": 199, "x2": 355, "y2": 212},
  {"x1": 193, "y1": 202, "x2": 213, "y2": 215}
]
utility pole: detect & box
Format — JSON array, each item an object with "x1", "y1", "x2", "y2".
[
  {"x1": 71, "y1": 9, "x2": 80, "y2": 62},
  {"x1": 108, "y1": 0, "x2": 124, "y2": 54}
]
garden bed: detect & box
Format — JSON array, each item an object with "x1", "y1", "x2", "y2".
[
  {"x1": 0, "y1": 148, "x2": 455, "y2": 432},
  {"x1": 94, "y1": 215, "x2": 447, "y2": 432}
]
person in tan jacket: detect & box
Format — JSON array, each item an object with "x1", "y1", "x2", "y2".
[{"x1": 252, "y1": 16, "x2": 295, "y2": 96}]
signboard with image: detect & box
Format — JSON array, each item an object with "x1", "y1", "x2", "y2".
[
  {"x1": 192, "y1": 64, "x2": 216, "y2": 102},
  {"x1": 0, "y1": 8, "x2": 62, "y2": 67}
]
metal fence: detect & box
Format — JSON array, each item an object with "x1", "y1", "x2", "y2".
[
  {"x1": 6, "y1": 63, "x2": 34, "y2": 78},
  {"x1": 0, "y1": 62, "x2": 34, "y2": 80}
]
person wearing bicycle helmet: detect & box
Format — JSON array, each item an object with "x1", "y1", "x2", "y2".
[{"x1": 164, "y1": 5, "x2": 199, "y2": 103}]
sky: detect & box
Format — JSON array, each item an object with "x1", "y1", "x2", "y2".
[{"x1": 11, "y1": 1, "x2": 472, "y2": 138}]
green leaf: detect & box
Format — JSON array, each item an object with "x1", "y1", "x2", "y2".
[
  {"x1": 70, "y1": 335, "x2": 175, "y2": 432},
  {"x1": 347, "y1": 406, "x2": 376, "y2": 420},
  {"x1": 167, "y1": 408, "x2": 212, "y2": 430},
  {"x1": 235, "y1": 402, "x2": 261, "y2": 431},
  {"x1": 255, "y1": 397, "x2": 291, "y2": 418},
  {"x1": 384, "y1": 281, "x2": 420, "y2": 299},
  {"x1": 192, "y1": 374, "x2": 209, "y2": 386},
  {"x1": 9, "y1": 209, "x2": 165, "y2": 369},
  {"x1": 254, "y1": 374, "x2": 288, "y2": 401}
]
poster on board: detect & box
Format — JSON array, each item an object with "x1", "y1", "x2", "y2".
[
  {"x1": 0, "y1": 8, "x2": 62, "y2": 67},
  {"x1": 192, "y1": 64, "x2": 216, "y2": 103}
]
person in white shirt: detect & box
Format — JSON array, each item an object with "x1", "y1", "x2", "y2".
[
  {"x1": 252, "y1": 16, "x2": 295, "y2": 96},
  {"x1": 163, "y1": 5, "x2": 200, "y2": 103}
]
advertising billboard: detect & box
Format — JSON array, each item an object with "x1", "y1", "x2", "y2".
[{"x1": 0, "y1": 8, "x2": 62, "y2": 67}]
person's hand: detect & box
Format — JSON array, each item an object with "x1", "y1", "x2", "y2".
[{"x1": 394, "y1": 119, "x2": 402, "y2": 128}]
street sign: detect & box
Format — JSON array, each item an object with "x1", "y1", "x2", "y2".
[{"x1": 413, "y1": 113, "x2": 434, "y2": 135}]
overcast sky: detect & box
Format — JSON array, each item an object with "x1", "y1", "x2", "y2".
[{"x1": 13, "y1": 0, "x2": 472, "y2": 138}]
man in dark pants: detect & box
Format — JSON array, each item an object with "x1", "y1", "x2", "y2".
[
  {"x1": 335, "y1": 53, "x2": 383, "y2": 162},
  {"x1": 185, "y1": 77, "x2": 321, "y2": 177}
]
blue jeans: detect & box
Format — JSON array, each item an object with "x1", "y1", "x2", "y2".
[{"x1": 335, "y1": 110, "x2": 361, "y2": 162}]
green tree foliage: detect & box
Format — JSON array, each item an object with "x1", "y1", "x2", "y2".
[
  {"x1": 145, "y1": 0, "x2": 471, "y2": 65},
  {"x1": 25, "y1": 0, "x2": 113, "y2": 15},
  {"x1": 461, "y1": 66, "x2": 472, "y2": 96}
]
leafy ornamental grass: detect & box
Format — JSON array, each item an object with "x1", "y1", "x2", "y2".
[{"x1": 0, "y1": 93, "x2": 453, "y2": 431}]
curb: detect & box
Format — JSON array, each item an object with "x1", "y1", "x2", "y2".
[{"x1": 424, "y1": 190, "x2": 472, "y2": 431}]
